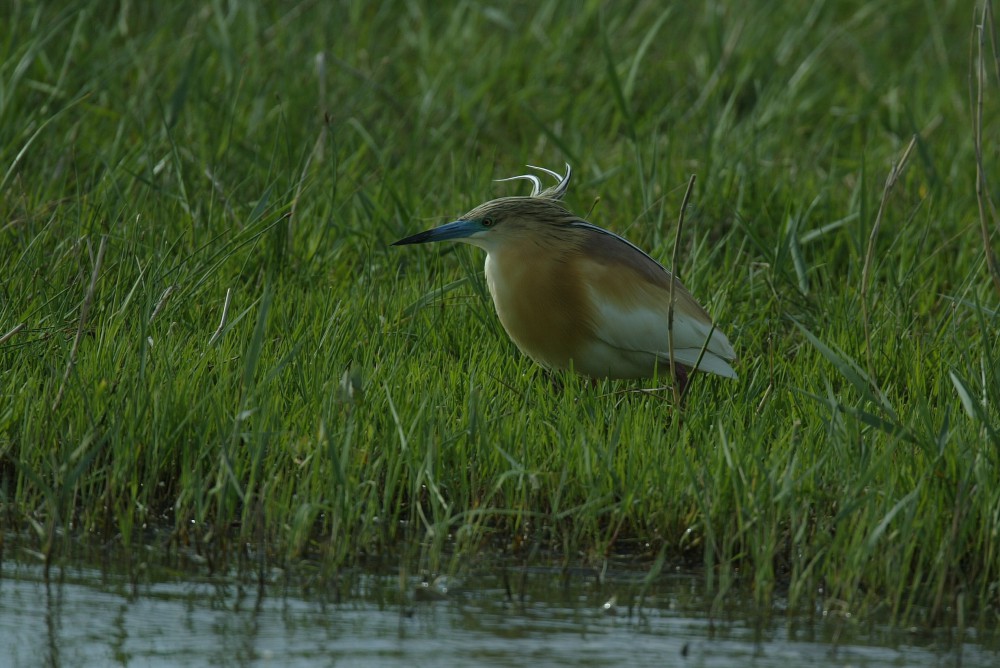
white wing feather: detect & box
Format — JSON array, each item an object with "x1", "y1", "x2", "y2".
[{"x1": 585, "y1": 287, "x2": 738, "y2": 379}]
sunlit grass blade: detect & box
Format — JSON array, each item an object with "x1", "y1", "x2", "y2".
[{"x1": 792, "y1": 319, "x2": 898, "y2": 420}]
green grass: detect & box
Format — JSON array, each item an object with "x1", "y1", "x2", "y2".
[{"x1": 2, "y1": 0, "x2": 1000, "y2": 631}]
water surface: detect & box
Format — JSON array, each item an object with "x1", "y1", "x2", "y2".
[{"x1": 1, "y1": 556, "x2": 994, "y2": 667}]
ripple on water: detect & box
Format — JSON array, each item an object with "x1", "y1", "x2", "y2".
[{"x1": 0, "y1": 559, "x2": 995, "y2": 667}]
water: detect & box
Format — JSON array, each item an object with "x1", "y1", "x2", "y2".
[{"x1": 1, "y1": 556, "x2": 995, "y2": 667}]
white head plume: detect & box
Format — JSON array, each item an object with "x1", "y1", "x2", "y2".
[{"x1": 494, "y1": 163, "x2": 572, "y2": 201}]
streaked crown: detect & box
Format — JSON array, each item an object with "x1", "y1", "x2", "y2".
[{"x1": 460, "y1": 164, "x2": 580, "y2": 232}]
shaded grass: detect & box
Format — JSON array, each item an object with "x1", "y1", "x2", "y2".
[{"x1": 1, "y1": 0, "x2": 999, "y2": 632}]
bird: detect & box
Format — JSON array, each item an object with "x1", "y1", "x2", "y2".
[{"x1": 392, "y1": 164, "x2": 737, "y2": 388}]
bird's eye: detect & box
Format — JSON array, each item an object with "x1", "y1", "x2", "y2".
[{"x1": 482, "y1": 217, "x2": 495, "y2": 228}]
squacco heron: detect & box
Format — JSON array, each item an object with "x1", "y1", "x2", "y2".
[{"x1": 393, "y1": 165, "x2": 737, "y2": 386}]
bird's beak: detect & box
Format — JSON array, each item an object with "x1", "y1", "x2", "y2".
[{"x1": 392, "y1": 220, "x2": 478, "y2": 246}]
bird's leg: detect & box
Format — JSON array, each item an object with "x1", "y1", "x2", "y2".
[{"x1": 674, "y1": 364, "x2": 691, "y2": 400}]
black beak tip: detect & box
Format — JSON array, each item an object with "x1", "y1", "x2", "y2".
[{"x1": 391, "y1": 230, "x2": 432, "y2": 247}]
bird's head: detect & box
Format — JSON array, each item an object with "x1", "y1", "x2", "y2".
[{"x1": 392, "y1": 164, "x2": 578, "y2": 253}]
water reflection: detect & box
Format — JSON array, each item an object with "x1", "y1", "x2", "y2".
[{"x1": 1, "y1": 557, "x2": 995, "y2": 667}]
